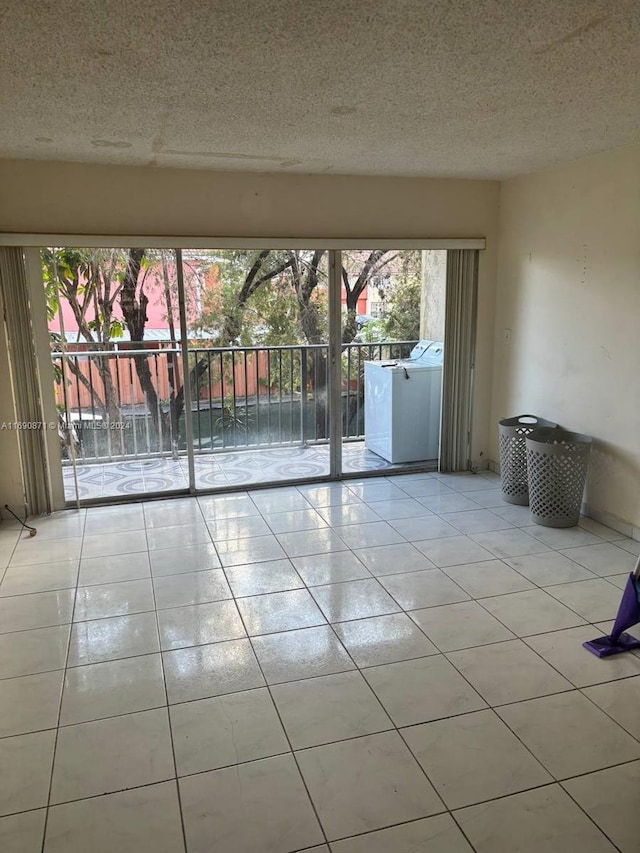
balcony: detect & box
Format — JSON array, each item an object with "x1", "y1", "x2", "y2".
[{"x1": 54, "y1": 340, "x2": 420, "y2": 500}]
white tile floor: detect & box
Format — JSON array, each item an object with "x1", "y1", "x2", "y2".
[{"x1": 1, "y1": 470, "x2": 639, "y2": 852}]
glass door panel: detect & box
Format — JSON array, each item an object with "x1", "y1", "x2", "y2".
[
  {"x1": 340, "y1": 249, "x2": 445, "y2": 476},
  {"x1": 181, "y1": 249, "x2": 331, "y2": 490},
  {"x1": 44, "y1": 247, "x2": 189, "y2": 502}
]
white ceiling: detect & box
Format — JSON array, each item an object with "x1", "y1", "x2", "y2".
[{"x1": 1, "y1": 0, "x2": 639, "y2": 179}]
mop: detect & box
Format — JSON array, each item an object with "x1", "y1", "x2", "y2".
[{"x1": 583, "y1": 555, "x2": 640, "y2": 657}]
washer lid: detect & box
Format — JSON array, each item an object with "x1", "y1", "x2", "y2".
[
  {"x1": 398, "y1": 361, "x2": 441, "y2": 372},
  {"x1": 380, "y1": 361, "x2": 441, "y2": 374},
  {"x1": 409, "y1": 340, "x2": 444, "y2": 364}
]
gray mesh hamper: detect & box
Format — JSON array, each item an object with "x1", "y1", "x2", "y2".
[
  {"x1": 498, "y1": 415, "x2": 557, "y2": 505},
  {"x1": 526, "y1": 428, "x2": 592, "y2": 528}
]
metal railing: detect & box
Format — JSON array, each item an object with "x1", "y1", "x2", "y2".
[{"x1": 52, "y1": 340, "x2": 417, "y2": 463}]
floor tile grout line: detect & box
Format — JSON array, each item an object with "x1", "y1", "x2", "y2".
[
  {"x1": 394, "y1": 570, "x2": 640, "y2": 799},
  {"x1": 0, "y1": 659, "x2": 555, "y2": 729},
  {"x1": 1, "y1": 773, "x2": 183, "y2": 815},
  {"x1": 472, "y1": 586, "x2": 579, "y2": 632},
  {"x1": 217, "y1": 561, "x2": 333, "y2": 851},
  {"x1": 387, "y1": 627, "x2": 582, "y2": 796},
  {"x1": 325, "y1": 814, "x2": 476, "y2": 852},
  {"x1": 5, "y1": 496, "x2": 626, "y2": 562},
  {"x1": 220, "y1": 522, "x2": 475, "y2": 846},
  {"x1": 401, "y1": 707, "x2": 558, "y2": 813},
  {"x1": 40, "y1": 507, "x2": 85, "y2": 853},
  {"x1": 0, "y1": 678, "x2": 573, "y2": 738},
  {"x1": 5, "y1": 539, "x2": 623, "y2": 597},
  {"x1": 2, "y1": 569, "x2": 636, "y2": 681},
  {"x1": 400, "y1": 676, "x2": 637, "y2": 853},
  {"x1": 143, "y1": 520, "x2": 189, "y2": 853},
  {"x1": 558, "y1": 780, "x2": 625, "y2": 853},
  {"x1": 417, "y1": 700, "x2": 555, "y2": 806},
  {"x1": 448, "y1": 804, "x2": 495, "y2": 853},
  {"x1": 574, "y1": 683, "x2": 640, "y2": 746},
  {"x1": 0, "y1": 609, "x2": 633, "y2": 676},
  {"x1": 460, "y1": 557, "x2": 604, "y2": 614},
  {"x1": 450, "y1": 606, "x2": 640, "y2": 751},
  {"x1": 6, "y1": 649, "x2": 640, "y2": 740},
  {"x1": 10, "y1": 496, "x2": 632, "y2": 596},
  {"x1": 62, "y1": 468, "x2": 635, "y2": 544},
  {"x1": 4, "y1": 727, "x2": 640, "y2": 820},
  {"x1": 465, "y1": 586, "x2": 618, "y2": 693}
]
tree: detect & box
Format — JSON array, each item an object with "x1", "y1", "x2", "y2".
[
  {"x1": 47, "y1": 246, "x2": 424, "y2": 455},
  {"x1": 188, "y1": 248, "x2": 410, "y2": 439},
  {"x1": 109, "y1": 248, "x2": 215, "y2": 454},
  {"x1": 45, "y1": 247, "x2": 194, "y2": 454},
  {"x1": 340, "y1": 250, "x2": 399, "y2": 343},
  {"x1": 383, "y1": 251, "x2": 422, "y2": 341},
  {"x1": 43, "y1": 248, "x2": 127, "y2": 426},
  {"x1": 191, "y1": 249, "x2": 402, "y2": 348},
  {"x1": 190, "y1": 250, "x2": 299, "y2": 346}
]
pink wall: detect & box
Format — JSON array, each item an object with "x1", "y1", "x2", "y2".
[
  {"x1": 51, "y1": 260, "x2": 199, "y2": 340},
  {"x1": 50, "y1": 256, "x2": 369, "y2": 341}
]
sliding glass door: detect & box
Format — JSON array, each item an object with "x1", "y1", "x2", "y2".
[
  {"x1": 46, "y1": 246, "x2": 333, "y2": 501},
  {"x1": 35, "y1": 243, "x2": 474, "y2": 504}
]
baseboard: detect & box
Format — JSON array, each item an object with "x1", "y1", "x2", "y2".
[
  {"x1": 580, "y1": 502, "x2": 639, "y2": 542},
  {"x1": 488, "y1": 459, "x2": 638, "y2": 543},
  {"x1": 468, "y1": 459, "x2": 490, "y2": 473}
]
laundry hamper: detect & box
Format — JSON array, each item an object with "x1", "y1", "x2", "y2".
[
  {"x1": 498, "y1": 415, "x2": 557, "y2": 505},
  {"x1": 526, "y1": 428, "x2": 592, "y2": 528}
]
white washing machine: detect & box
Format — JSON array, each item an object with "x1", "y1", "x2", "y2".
[{"x1": 364, "y1": 341, "x2": 443, "y2": 464}]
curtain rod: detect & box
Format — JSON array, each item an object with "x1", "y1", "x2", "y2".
[{"x1": 0, "y1": 234, "x2": 486, "y2": 250}]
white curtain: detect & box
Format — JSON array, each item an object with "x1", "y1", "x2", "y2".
[
  {"x1": 0, "y1": 247, "x2": 52, "y2": 514},
  {"x1": 439, "y1": 249, "x2": 478, "y2": 472}
]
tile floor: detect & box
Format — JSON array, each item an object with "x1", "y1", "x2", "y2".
[
  {"x1": 62, "y1": 442, "x2": 429, "y2": 501},
  {"x1": 1, "y1": 470, "x2": 639, "y2": 852}
]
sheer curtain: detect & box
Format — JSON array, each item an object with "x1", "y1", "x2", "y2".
[
  {"x1": 439, "y1": 249, "x2": 479, "y2": 472},
  {"x1": 0, "y1": 247, "x2": 52, "y2": 514}
]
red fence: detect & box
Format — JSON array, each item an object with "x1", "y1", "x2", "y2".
[{"x1": 54, "y1": 345, "x2": 274, "y2": 413}]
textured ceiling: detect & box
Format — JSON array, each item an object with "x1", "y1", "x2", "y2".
[{"x1": 1, "y1": 0, "x2": 639, "y2": 178}]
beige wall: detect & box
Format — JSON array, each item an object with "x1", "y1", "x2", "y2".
[
  {"x1": 491, "y1": 144, "x2": 640, "y2": 533},
  {"x1": 420, "y1": 250, "x2": 447, "y2": 341},
  {"x1": 0, "y1": 162, "x2": 499, "y2": 504},
  {"x1": 0, "y1": 159, "x2": 497, "y2": 243},
  {"x1": 0, "y1": 282, "x2": 25, "y2": 518}
]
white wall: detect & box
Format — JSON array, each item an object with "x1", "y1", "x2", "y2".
[
  {"x1": 491, "y1": 144, "x2": 640, "y2": 533},
  {"x1": 0, "y1": 160, "x2": 499, "y2": 507}
]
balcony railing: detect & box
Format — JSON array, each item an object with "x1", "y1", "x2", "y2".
[{"x1": 52, "y1": 341, "x2": 417, "y2": 463}]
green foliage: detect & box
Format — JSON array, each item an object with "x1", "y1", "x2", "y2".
[
  {"x1": 42, "y1": 247, "x2": 89, "y2": 322},
  {"x1": 41, "y1": 247, "x2": 130, "y2": 343},
  {"x1": 382, "y1": 252, "x2": 422, "y2": 342},
  {"x1": 189, "y1": 249, "x2": 329, "y2": 347},
  {"x1": 87, "y1": 318, "x2": 125, "y2": 338},
  {"x1": 357, "y1": 318, "x2": 386, "y2": 342},
  {"x1": 240, "y1": 272, "x2": 300, "y2": 346},
  {"x1": 215, "y1": 402, "x2": 255, "y2": 435}
]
